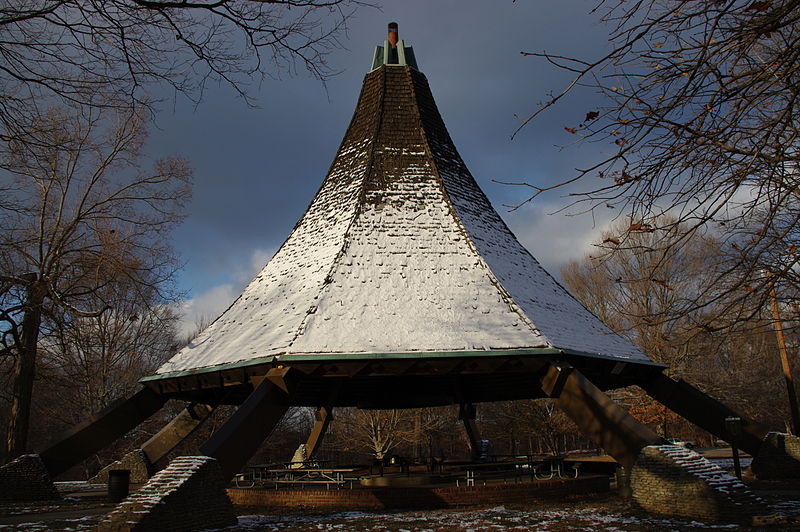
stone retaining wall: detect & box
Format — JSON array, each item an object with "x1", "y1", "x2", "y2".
[{"x1": 631, "y1": 445, "x2": 772, "y2": 525}]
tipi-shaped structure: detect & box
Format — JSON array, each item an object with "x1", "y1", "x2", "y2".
[
  {"x1": 10, "y1": 24, "x2": 789, "y2": 530},
  {"x1": 133, "y1": 23, "x2": 763, "y2": 467},
  {"x1": 149, "y1": 23, "x2": 653, "y2": 404}
]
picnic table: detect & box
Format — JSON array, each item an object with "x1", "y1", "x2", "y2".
[
  {"x1": 531, "y1": 456, "x2": 581, "y2": 479},
  {"x1": 454, "y1": 456, "x2": 581, "y2": 486},
  {"x1": 234, "y1": 465, "x2": 360, "y2": 490}
]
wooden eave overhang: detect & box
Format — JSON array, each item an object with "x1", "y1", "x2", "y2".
[{"x1": 140, "y1": 348, "x2": 665, "y2": 408}]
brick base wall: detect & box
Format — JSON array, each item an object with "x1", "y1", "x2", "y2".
[
  {"x1": 751, "y1": 432, "x2": 800, "y2": 480},
  {"x1": 89, "y1": 449, "x2": 153, "y2": 484},
  {"x1": 0, "y1": 454, "x2": 60, "y2": 502},
  {"x1": 228, "y1": 476, "x2": 609, "y2": 511},
  {"x1": 97, "y1": 456, "x2": 236, "y2": 532},
  {"x1": 631, "y1": 445, "x2": 772, "y2": 525}
]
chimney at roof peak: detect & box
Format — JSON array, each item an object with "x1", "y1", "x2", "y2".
[{"x1": 370, "y1": 23, "x2": 418, "y2": 71}]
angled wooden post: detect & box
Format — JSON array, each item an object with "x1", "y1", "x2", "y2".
[
  {"x1": 540, "y1": 362, "x2": 664, "y2": 469},
  {"x1": 304, "y1": 380, "x2": 342, "y2": 459},
  {"x1": 200, "y1": 367, "x2": 294, "y2": 481},
  {"x1": 639, "y1": 372, "x2": 769, "y2": 455},
  {"x1": 141, "y1": 403, "x2": 215, "y2": 465},
  {"x1": 38, "y1": 387, "x2": 166, "y2": 477},
  {"x1": 459, "y1": 403, "x2": 483, "y2": 459},
  {"x1": 305, "y1": 406, "x2": 333, "y2": 459}
]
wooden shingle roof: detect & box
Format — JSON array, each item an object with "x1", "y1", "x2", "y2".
[{"x1": 154, "y1": 52, "x2": 650, "y2": 380}]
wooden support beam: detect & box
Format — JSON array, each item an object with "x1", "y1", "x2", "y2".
[
  {"x1": 200, "y1": 368, "x2": 293, "y2": 481},
  {"x1": 305, "y1": 381, "x2": 342, "y2": 459},
  {"x1": 305, "y1": 406, "x2": 333, "y2": 459},
  {"x1": 39, "y1": 387, "x2": 166, "y2": 477},
  {"x1": 540, "y1": 363, "x2": 664, "y2": 469},
  {"x1": 639, "y1": 372, "x2": 769, "y2": 456},
  {"x1": 141, "y1": 403, "x2": 215, "y2": 465},
  {"x1": 459, "y1": 403, "x2": 483, "y2": 459}
]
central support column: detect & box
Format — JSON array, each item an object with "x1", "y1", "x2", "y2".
[
  {"x1": 540, "y1": 362, "x2": 664, "y2": 468},
  {"x1": 200, "y1": 367, "x2": 294, "y2": 481}
]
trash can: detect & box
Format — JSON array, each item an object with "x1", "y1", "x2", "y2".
[{"x1": 108, "y1": 469, "x2": 131, "y2": 503}]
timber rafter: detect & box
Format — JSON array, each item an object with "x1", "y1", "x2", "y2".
[{"x1": 141, "y1": 352, "x2": 664, "y2": 409}]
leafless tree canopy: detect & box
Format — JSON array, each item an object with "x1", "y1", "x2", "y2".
[
  {"x1": 562, "y1": 219, "x2": 795, "y2": 430},
  {"x1": 0, "y1": 105, "x2": 191, "y2": 458},
  {"x1": 519, "y1": 0, "x2": 799, "y2": 326},
  {"x1": 30, "y1": 276, "x2": 179, "y2": 458},
  {"x1": 0, "y1": 106, "x2": 191, "y2": 306},
  {"x1": 0, "y1": 0, "x2": 361, "y2": 137}
]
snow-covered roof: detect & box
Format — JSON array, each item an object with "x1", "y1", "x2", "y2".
[{"x1": 155, "y1": 53, "x2": 650, "y2": 377}]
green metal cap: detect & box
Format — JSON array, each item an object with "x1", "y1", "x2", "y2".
[{"x1": 371, "y1": 22, "x2": 418, "y2": 71}]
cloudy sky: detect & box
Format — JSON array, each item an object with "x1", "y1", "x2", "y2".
[{"x1": 148, "y1": 1, "x2": 623, "y2": 337}]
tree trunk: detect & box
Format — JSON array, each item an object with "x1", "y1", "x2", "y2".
[{"x1": 5, "y1": 279, "x2": 47, "y2": 461}]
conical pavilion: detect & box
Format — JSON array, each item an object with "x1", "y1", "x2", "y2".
[
  {"x1": 10, "y1": 25, "x2": 786, "y2": 531},
  {"x1": 153, "y1": 25, "x2": 650, "y2": 392}
]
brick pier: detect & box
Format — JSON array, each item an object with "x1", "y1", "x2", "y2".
[{"x1": 228, "y1": 475, "x2": 610, "y2": 511}]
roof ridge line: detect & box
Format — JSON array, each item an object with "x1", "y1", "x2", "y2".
[{"x1": 405, "y1": 68, "x2": 549, "y2": 347}]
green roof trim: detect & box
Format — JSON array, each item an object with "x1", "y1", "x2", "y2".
[
  {"x1": 140, "y1": 347, "x2": 663, "y2": 383},
  {"x1": 275, "y1": 348, "x2": 563, "y2": 362},
  {"x1": 370, "y1": 40, "x2": 418, "y2": 71}
]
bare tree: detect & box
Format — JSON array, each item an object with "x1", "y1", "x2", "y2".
[
  {"x1": 352, "y1": 409, "x2": 407, "y2": 461},
  {"x1": 41, "y1": 286, "x2": 178, "y2": 424},
  {"x1": 0, "y1": 1, "x2": 363, "y2": 139},
  {"x1": 25, "y1": 275, "x2": 180, "y2": 470},
  {"x1": 330, "y1": 409, "x2": 415, "y2": 461},
  {"x1": 562, "y1": 219, "x2": 795, "y2": 430},
  {"x1": 0, "y1": 104, "x2": 191, "y2": 459},
  {"x1": 481, "y1": 399, "x2": 582, "y2": 456},
  {"x1": 562, "y1": 219, "x2": 728, "y2": 369},
  {"x1": 517, "y1": 0, "x2": 800, "y2": 330},
  {"x1": 406, "y1": 406, "x2": 458, "y2": 461}
]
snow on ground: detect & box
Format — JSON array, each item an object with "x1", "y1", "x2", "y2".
[
  {"x1": 773, "y1": 498, "x2": 800, "y2": 516},
  {"x1": 0, "y1": 515, "x2": 95, "y2": 531},
  {"x1": 4, "y1": 479, "x2": 799, "y2": 531},
  {"x1": 3, "y1": 497, "x2": 799, "y2": 531},
  {"x1": 225, "y1": 505, "x2": 748, "y2": 531}
]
